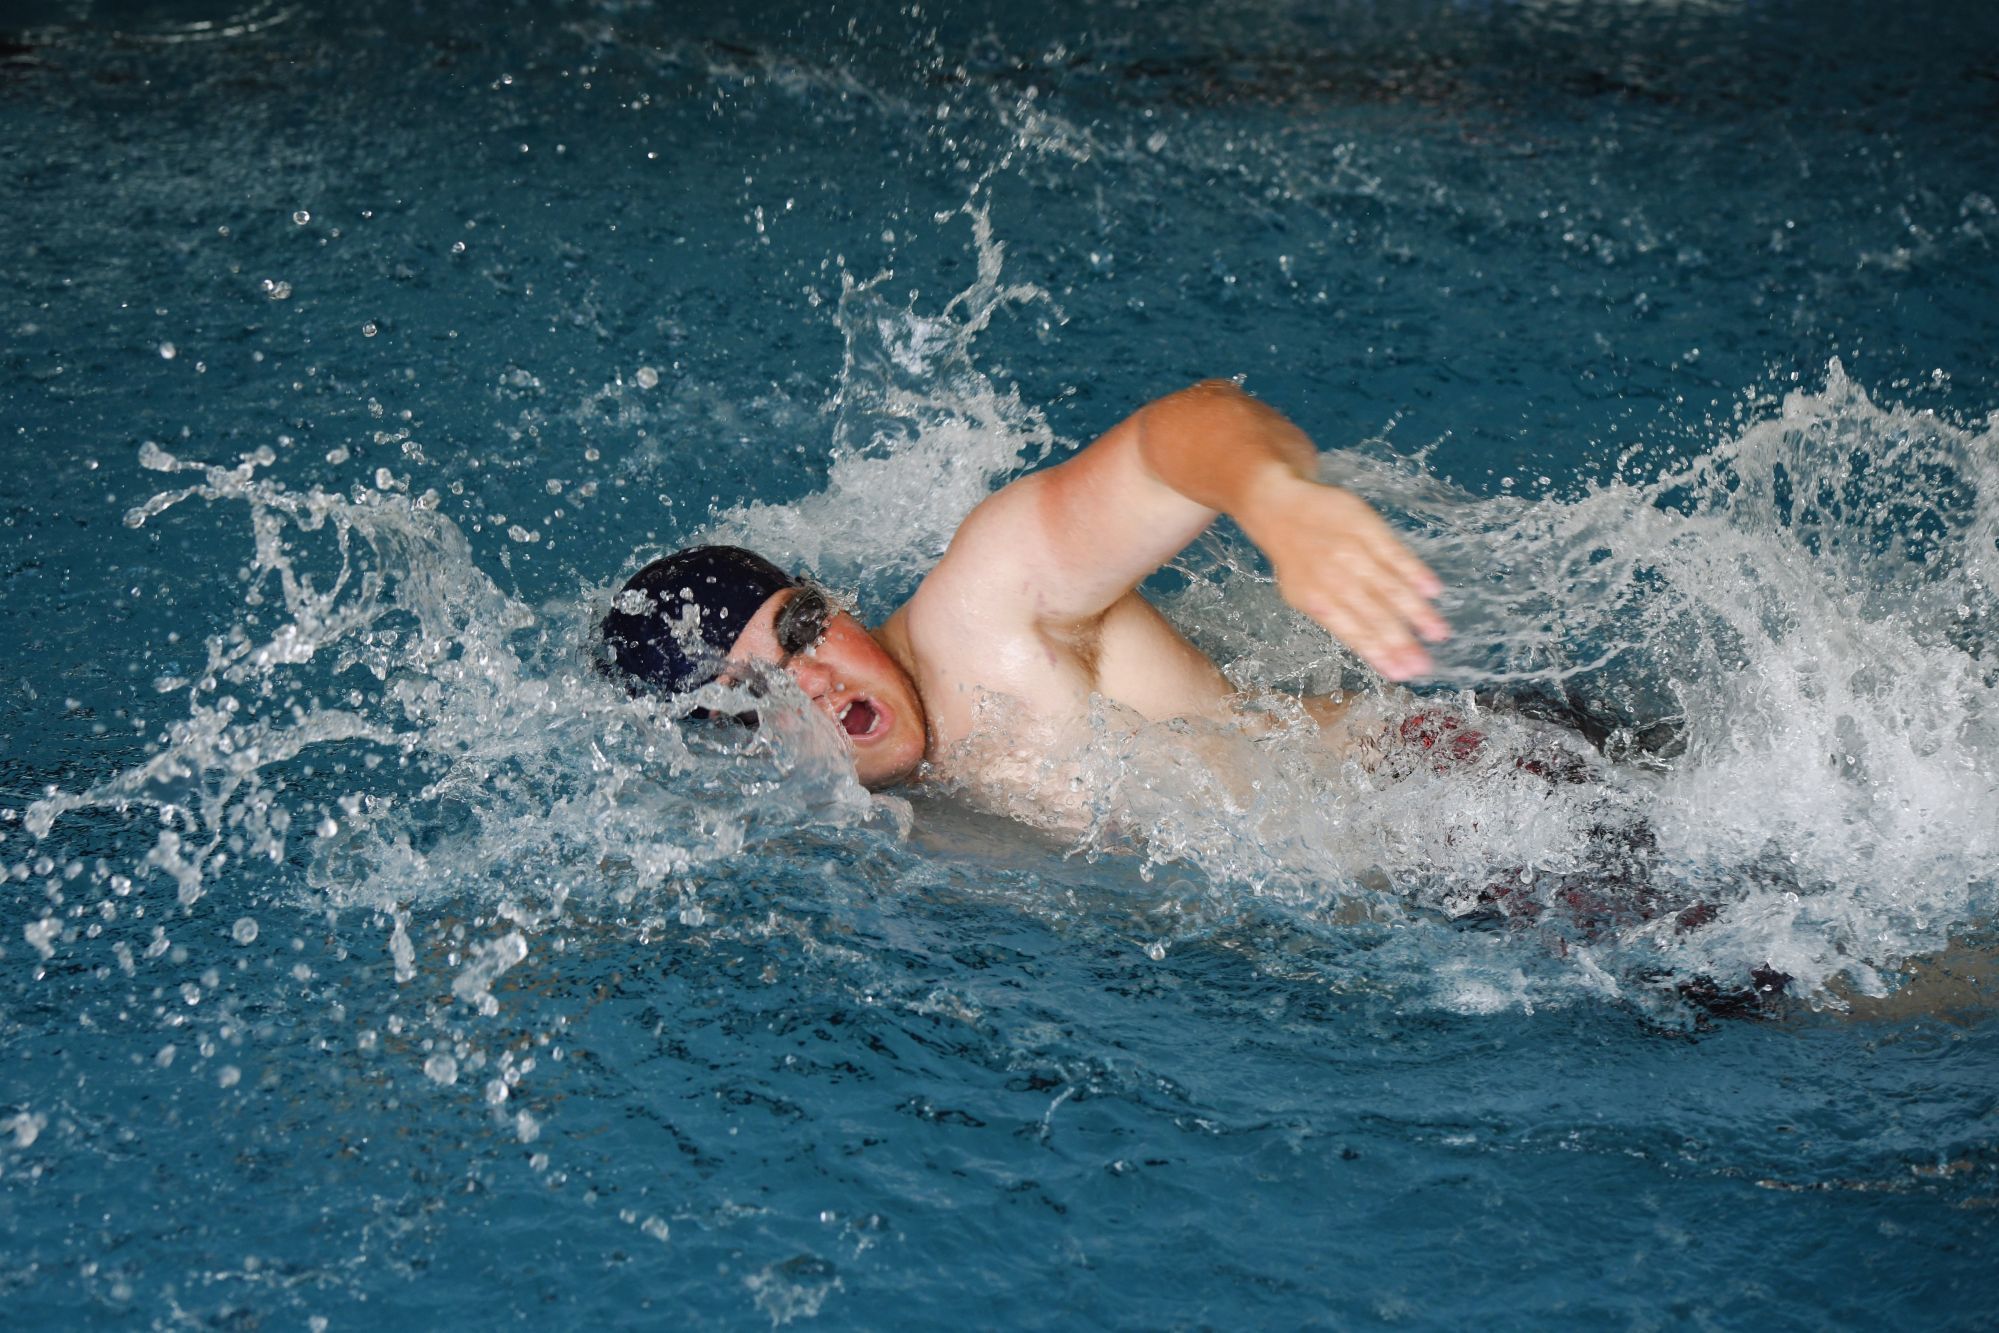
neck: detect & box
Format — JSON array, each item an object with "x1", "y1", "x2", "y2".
[{"x1": 870, "y1": 609, "x2": 934, "y2": 763}]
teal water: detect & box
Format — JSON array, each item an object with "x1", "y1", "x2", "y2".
[{"x1": 3, "y1": 1, "x2": 1996, "y2": 1326}]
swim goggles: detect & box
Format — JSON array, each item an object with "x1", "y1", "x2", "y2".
[{"x1": 771, "y1": 582, "x2": 836, "y2": 664}]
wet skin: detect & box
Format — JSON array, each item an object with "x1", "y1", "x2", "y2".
[
  {"x1": 724, "y1": 381, "x2": 1450, "y2": 796},
  {"x1": 724, "y1": 588, "x2": 929, "y2": 789}
]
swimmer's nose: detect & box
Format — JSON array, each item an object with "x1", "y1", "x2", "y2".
[{"x1": 786, "y1": 655, "x2": 837, "y2": 699}]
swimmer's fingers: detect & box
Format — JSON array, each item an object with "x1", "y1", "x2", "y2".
[
  {"x1": 1327, "y1": 499, "x2": 1449, "y2": 637},
  {"x1": 1307, "y1": 583, "x2": 1434, "y2": 682},
  {"x1": 1252, "y1": 483, "x2": 1450, "y2": 677},
  {"x1": 1362, "y1": 547, "x2": 1451, "y2": 645},
  {"x1": 1361, "y1": 526, "x2": 1447, "y2": 620},
  {"x1": 1277, "y1": 555, "x2": 1432, "y2": 678}
]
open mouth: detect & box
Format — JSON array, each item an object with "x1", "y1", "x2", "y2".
[{"x1": 837, "y1": 698, "x2": 881, "y2": 739}]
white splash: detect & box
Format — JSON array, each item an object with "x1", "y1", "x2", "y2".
[{"x1": 709, "y1": 202, "x2": 1059, "y2": 598}]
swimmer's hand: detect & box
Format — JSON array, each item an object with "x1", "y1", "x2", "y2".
[{"x1": 1238, "y1": 473, "x2": 1448, "y2": 681}]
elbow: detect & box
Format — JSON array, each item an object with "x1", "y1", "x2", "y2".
[
  {"x1": 1145, "y1": 379, "x2": 1250, "y2": 431},
  {"x1": 1183, "y1": 377, "x2": 1248, "y2": 401}
]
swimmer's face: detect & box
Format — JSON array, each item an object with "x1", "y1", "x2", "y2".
[{"x1": 725, "y1": 587, "x2": 927, "y2": 790}]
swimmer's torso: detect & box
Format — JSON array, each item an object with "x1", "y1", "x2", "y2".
[{"x1": 879, "y1": 585, "x2": 1276, "y2": 822}]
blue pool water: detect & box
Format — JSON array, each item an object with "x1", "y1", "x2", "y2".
[{"x1": 3, "y1": 0, "x2": 1997, "y2": 1326}]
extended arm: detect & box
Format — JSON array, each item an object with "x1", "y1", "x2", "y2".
[{"x1": 934, "y1": 379, "x2": 1449, "y2": 680}]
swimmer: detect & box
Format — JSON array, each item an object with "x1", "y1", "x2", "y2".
[
  {"x1": 598, "y1": 379, "x2": 1449, "y2": 799},
  {"x1": 596, "y1": 381, "x2": 1810, "y2": 1015}
]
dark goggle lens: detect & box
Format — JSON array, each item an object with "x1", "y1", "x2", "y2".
[{"x1": 774, "y1": 585, "x2": 833, "y2": 658}]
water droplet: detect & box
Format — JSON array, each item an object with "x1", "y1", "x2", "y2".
[{"x1": 231, "y1": 916, "x2": 259, "y2": 945}]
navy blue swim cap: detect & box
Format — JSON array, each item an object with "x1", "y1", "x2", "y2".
[{"x1": 598, "y1": 545, "x2": 797, "y2": 695}]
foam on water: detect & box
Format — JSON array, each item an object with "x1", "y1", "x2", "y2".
[{"x1": 25, "y1": 436, "x2": 891, "y2": 947}]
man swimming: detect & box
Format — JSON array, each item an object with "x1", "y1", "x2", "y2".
[
  {"x1": 597, "y1": 379, "x2": 1449, "y2": 798},
  {"x1": 596, "y1": 384, "x2": 1813, "y2": 1017}
]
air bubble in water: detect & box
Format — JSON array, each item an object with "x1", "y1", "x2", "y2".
[
  {"x1": 217, "y1": 1065, "x2": 241, "y2": 1088},
  {"x1": 424, "y1": 1053, "x2": 459, "y2": 1085},
  {"x1": 362, "y1": 322, "x2": 379, "y2": 338},
  {"x1": 159, "y1": 342, "x2": 177, "y2": 360},
  {"x1": 635, "y1": 365, "x2": 659, "y2": 389},
  {"x1": 231, "y1": 916, "x2": 259, "y2": 945},
  {"x1": 292, "y1": 210, "x2": 311, "y2": 225}
]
